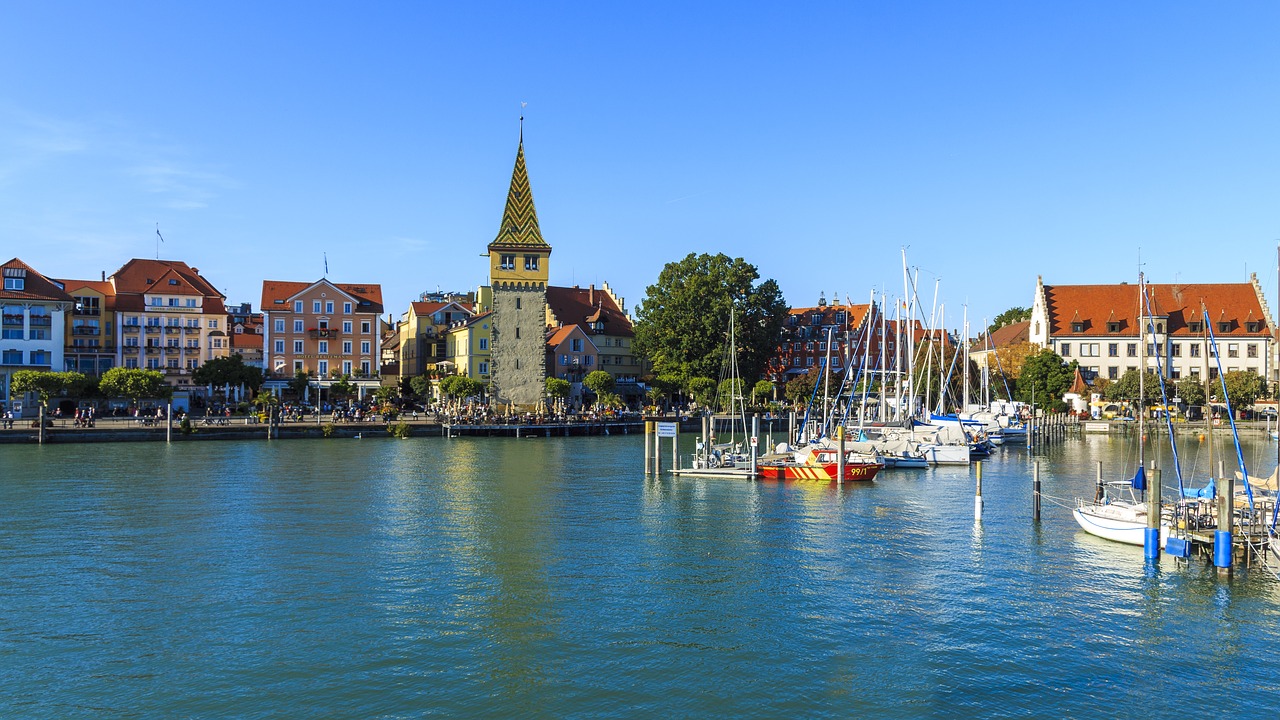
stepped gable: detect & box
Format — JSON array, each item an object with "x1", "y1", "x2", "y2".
[
  {"x1": 1043, "y1": 282, "x2": 1267, "y2": 337},
  {"x1": 546, "y1": 285, "x2": 632, "y2": 335},
  {"x1": 108, "y1": 258, "x2": 225, "y2": 313},
  {"x1": 487, "y1": 139, "x2": 550, "y2": 253},
  {"x1": 0, "y1": 258, "x2": 72, "y2": 302}
]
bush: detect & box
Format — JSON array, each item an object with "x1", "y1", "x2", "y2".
[
  {"x1": 179, "y1": 417, "x2": 194, "y2": 435},
  {"x1": 388, "y1": 421, "x2": 411, "y2": 439},
  {"x1": 322, "y1": 422, "x2": 336, "y2": 438}
]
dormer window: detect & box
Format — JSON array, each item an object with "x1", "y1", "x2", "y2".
[
  {"x1": 1107, "y1": 322, "x2": 1120, "y2": 333},
  {"x1": 1247, "y1": 321, "x2": 1261, "y2": 333},
  {"x1": 1218, "y1": 322, "x2": 1231, "y2": 333},
  {"x1": 169, "y1": 279, "x2": 179, "y2": 285},
  {"x1": 1188, "y1": 321, "x2": 1202, "y2": 333},
  {"x1": 1071, "y1": 322, "x2": 1084, "y2": 333},
  {"x1": 811, "y1": 314, "x2": 822, "y2": 326}
]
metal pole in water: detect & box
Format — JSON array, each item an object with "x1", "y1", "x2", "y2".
[
  {"x1": 672, "y1": 420, "x2": 678, "y2": 472},
  {"x1": 644, "y1": 421, "x2": 652, "y2": 476},
  {"x1": 1033, "y1": 461, "x2": 1041, "y2": 522},
  {"x1": 702, "y1": 414, "x2": 710, "y2": 468},
  {"x1": 1144, "y1": 467, "x2": 1162, "y2": 561},
  {"x1": 1095, "y1": 461, "x2": 1104, "y2": 503},
  {"x1": 1216, "y1": 458, "x2": 1233, "y2": 573},
  {"x1": 38, "y1": 403, "x2": 44, "y2": 445},
  {"x1": 166, "y1": 401, "x2": 172, "y2": 443},
  {"x1": 837, "y1": 425, "x2": 845, "y2": 484},
  {"x1": 751, "y1": 414, "x2": 759, "y2": 478},
  {"x1": 655, "y1": 423, "x2": 662, "y2": 476},
  {"x1": 975, "y1": 460, "x2": 983, "y2": 521}
]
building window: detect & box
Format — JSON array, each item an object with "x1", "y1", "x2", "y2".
[
  {"x1": 342, "y1": 321, "x2": 352, "y2": 334},
  {"x1": 275, "y1": 340, "x2": 285, "y2": 353},
  {"x1": 806, "y1": 357, "x2": 814, "y2": 367},
  {"x1": 1, "y1": 349, "x2": 20, "y2": 364},
  {"x1": 1126, "y1": 343, "x2": 1137, "y2": 357},
  {"x1": 1107, "y1": 322, "x2": 1120, "y2": 333},
  {"x1": 1218, "y1": 322, "x2": 1230, "y2": 333},
  {"x1": 479, "y1": 361, "x2": 489, "y2": 375},
  {"x1": 1079, "y1": 343, "x2": 1099, "y2": 357},
  {"x1": 3, "y1": 277, "x2": 24, "y2": 291},
  {"x1": 1071, "y1": 322, "x2": 1084, "y2": 333},
  {"x1": 1107, "y1": 343, "x2": 1118, "y2": 357},
  {"x1": 1189, "y1": 322, "x2": 1203, "y2": 333},
  {"x1": 1246, "y1": 321, "x2": 1261, "y2": 333},
  {"x1": 275, "y1": 319, "x2": 285, "y2": 332},
  {"x1": 515, "y1": 327, "x2": 521, "y2": 339},
  {"x1": 318, "y1": 341, "x2": 328, "y2": 354},
  {"x1": 208, "y1": 319, "x2": 218, "y2": 329},
  {"x1": 293, "y1": 320, "x2": 304, "y2": 333},
  {"x1": 361, "y1": 321, "x2": 371, "y2": 334},
  {"x1": 1190, "y1": 344, "x2": 1201, "y2": 358},
  {"x1": 325, "y1": 301, "x2": 334, "y2": 314},
  {"x1": 344, "y1": 302, "x2": 352, "y2": 314},
  {"x1": 793, "y1": 358, "x2": 801, "y2": 367},
  {"x1": 146, "y1": 358, "x2": 160, "y2": 369},
  {"x1": 1171, "y1": 344, "x2": 1181, "y2": 357},
  {"x1": 318, "y1": 360, "x2": 328, "y2": 375},
  {"x1": 1248, "y1": 344, "x2": 1258, "y2": 358},
  {"x1": 293, "y1": 301, "x2": 303, "y2": 313},
  {"x1": 1228, "y1": 344, "x2": 1239, "y2": 358},
  {"x1": 479, "y1": 338, "x2": 488, "y2": 350},
  {"x1": 1108, "y1": 366, "x2": 1118, "y2": 380},
  {"x1": 1060, "y1": 343, "x2": 1071, "y2": 357},
  {"x1": 293, "y1": 340, "x2": 303, "y2": 353},
  {"x1": 342, "y1": 361, "x2": 352, "y2": 375},
  {"x1": 500, "y1": 254, "x2": 515, "y2": 270},
  {"x1": 571, "y1": 338, "x2": 583, "y2": 352},
  {"x1": 313, "y1": 301, "x2": 322, "y2": 313},
  {"x1": 167, "y1": 358, "x2": 179, "y2": 369},
  {"x1": 342, "y1": 341, "x2": 352, "y2": 354},
  {"x1": 361, "y1": 341, "x2": 370, "y2": 354},
  {"x1": 523, "y1": 255, "x2": 539, "y2": 271},
  {"x1": 515, "y1": 297, "x2": 522, "y2": 310}
]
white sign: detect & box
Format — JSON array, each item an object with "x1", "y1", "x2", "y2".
[
  {"x1": 656, "y1": 422, "x2": 678, "y2": 438},
  {"x1": 750, "y1": 436, "x2": 758, "y2": 447}
]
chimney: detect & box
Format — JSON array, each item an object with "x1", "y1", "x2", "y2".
[
  {"x1": 101, "y1": 270, "x2": 105, "y2": 281},
  {"x1": 589, "y1": 284, "x2": 595, "y2": 306}
]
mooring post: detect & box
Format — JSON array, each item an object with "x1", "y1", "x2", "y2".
[
  {"x1": 751, "y1": 414, "x2": 759, "y2": 479},
  {"x1": 1095, "y1": 461, "x2": 1104, "y2": 503},
  {"x1": 1033, "y1": 461, "x2": 1041, "y2": 522},
  {"x1": 38, "y1": 404, "x2": 44, "y2": 445},
  {"x1": 1216, "y1": 458, "x2": 1233, "y2": 573},
  {"x1": 643, "y1": 421, "x2": 652, "y2": 476},
  {"x1": 655, "y1": 422, "x2": 662, "y2": 476},
  {"x1": 702, "y1": 414, "x2": 710, "y2": 468},
  {"x1": 975, "y1": 460, "x2": 983, "y2": 521},
  {"x1": 671, "y1": 419, "x2": 678, "y2": 472},
  {"x1": 788, "y1": 410, "x2": 795, "y2": 446},
  {"x1": 166, "y1": 401, "x2": 172, "y2": 443},
  {"x1": 837, "y1": 425, "x2": 845, "y2": 484},
  {"x1": 1144, "y1": 467, "x2": 1162, "y2": 561},
  {"x1": 267, "y1": 404, "x2": 272, "y2": 441}
]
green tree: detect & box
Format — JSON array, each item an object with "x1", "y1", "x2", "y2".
[
  {"x1": 1218, "y1": 370, "x2": 1266, "y2": 411},
  {"x1": 545, "y1": 377, "x2": 571, "y2": 412},
  {"x1": 440, "y1": 375, "x2": 485, "y2": 412},
  {"x1": 287, "y1": 370, "x2": 313, "y2": 400},
  {"x1": 583, "y1": 371, "x2": 616, "y2": 411},
  {"x1": 1015, "y1": 349, "x2": 1077, "y2": 412},
  {"x1": 254, "y1": 389, "x2": 280, "y2": 409},
  {"x1": 644, "y1": 373, "x2": 682, "y2": 411},
  {"x1": 1175, "y1": 375, "x2": 1206, "y2": 408},
  {"x1": 1103, "y1": 369, "x2": 1161, "y2": 405},
  {"x1": 716, "y1": 377, "x2": 745, "y2": 412},
  {"x1": 686, "y1": 376, "x2": 716, "y2": 409},
  {"x1": 373, "y1": 385, "x2": 399, "y2": 408},
  {"x1": 409, "y1": 375, "x2": 432, "y2": 402},
  {"x1": 10, "y1": 370, "x2": 87, "y2": 411},
  {"x1": 784, "y1": 369, "x2": 818, "y2": 407},
  {"x1": 99, "y1": 367, "x2": 171, "y2": 404},
  {"x1": 633, "y1": 253, "x2": 788, "y2": 384},
  {"x1": 329, "y1": 374, "x2": 357, "y2": 405},
  {"x1": 752, "y1": 379, "x2": 775, "y2": 406},
  {"x1": 192, "y1": 354, "x2": 264, "y2": 395},
  {"x1": 989, "y1": 306, "x2": 1031, "y2": 332}
]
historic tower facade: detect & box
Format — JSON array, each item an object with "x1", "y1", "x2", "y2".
[{"x1": 487, "y1": 133, "x2": 551, "y2": 410}]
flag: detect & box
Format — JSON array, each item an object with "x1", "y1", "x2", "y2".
[
  {"x1": 156, "y1": 227, "x2": 164, "y2": 243},
  {"x1": 324, "y1": 253, "x2": 329, "y2": 276}
]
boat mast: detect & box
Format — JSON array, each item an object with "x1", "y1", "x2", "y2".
[
  {"x1": 1138, "y1": 271, "x2": 1146, "y2": 474},
  {"x1": 962, "y1": 305, "x2": 970, "y2": 415},
  {"x1": 858, "y1": 289, "x2": 875, "y2": 433},
  {"x1": 822, "y1": 325, "x2": 834, "y2": 435},
  {"x1": 901, "y1": 248, "x2": 914, "y2": 421},
  {"x1": 879, "y1": 291, "x2": 888, "y2": 423}
]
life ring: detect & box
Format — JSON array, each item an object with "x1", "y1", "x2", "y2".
[{"x1": 1213, "y1": 418, "x2": 1222, "y2": 427}]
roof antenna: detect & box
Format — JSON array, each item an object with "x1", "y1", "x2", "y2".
[{"x1": 519, "y1": 102, "x2": 527, "y2": 142}]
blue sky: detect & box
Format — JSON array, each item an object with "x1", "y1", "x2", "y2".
[{"x1": 3, "y1": 2, "x2": 1278, "y2": 331}]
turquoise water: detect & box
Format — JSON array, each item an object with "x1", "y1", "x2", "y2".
[{"x1": 2, "y1": 434, "x2": 1279, "y2": 718}]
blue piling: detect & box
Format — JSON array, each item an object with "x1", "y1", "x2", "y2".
[
  {"x1": 1143, "y1": 528, "x2": 1161, "y2": 561},
  {"x1": 1214, "y1": 530, "x2": 1233, "y2": 570}
]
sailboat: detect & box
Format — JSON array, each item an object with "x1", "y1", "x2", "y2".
[{"x1": 1073, "y1": 272, "x2": 1169, "y2": 546}]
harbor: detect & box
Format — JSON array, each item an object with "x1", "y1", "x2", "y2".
[{"x1": 4, "y1": 433, "x2": 1280, "y2": 717}]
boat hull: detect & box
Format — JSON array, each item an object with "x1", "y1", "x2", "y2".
[
  {"x1": 756, "y1": 462, "x2": 880, "y2": 482},
  {"x1": 1073, "y1": 505, "x2": 1168, "y2": 547}
]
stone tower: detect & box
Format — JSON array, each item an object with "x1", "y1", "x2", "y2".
[{"x1": 487, "y1": 129, "x2": 551, "y2": 410}]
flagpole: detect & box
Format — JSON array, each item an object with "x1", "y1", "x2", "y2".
[{"x1": 155, "y1": 223, "x2": 165, "y2": 259}]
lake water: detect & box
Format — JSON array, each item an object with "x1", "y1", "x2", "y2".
[{"x1": 3, "y1": 432, "x2": 1279, "y2": 718}]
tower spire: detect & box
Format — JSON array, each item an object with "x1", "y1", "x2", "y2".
[{"x1": 488, "y1": 128, "x2": 549, "y2": 252}]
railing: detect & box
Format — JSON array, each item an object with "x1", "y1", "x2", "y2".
[
  {"x1": 184, "y1": 326, "x2": 200, "y2": 333},
  {"x1": 71, "y1": 327, "x2": 99, "y2": 335},
  {"x1": 123, "y1": 325, "x2": 140, "y2": 333},
  {"x1": 145, "y1": 326, "x2": 161, "y2": 334},
  {"x1": 74, "y1": 307, "x2": 101, "y2": 316},
  {"x1": 309, "y1": 329, "x2": 339, "y2": 339},
  {"x1": 29, "y1": 317, "x2": 51, "y2": 327},
  {"x1": 146, "y1": 347, "x2": 161, "y2": 354},
  {"x1": 165, "y1": 326, "x2": 182, "y2": 334}
]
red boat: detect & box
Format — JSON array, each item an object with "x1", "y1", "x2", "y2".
[{"x1": 756, "y1": 445, "x2": 881, "y2": 482}]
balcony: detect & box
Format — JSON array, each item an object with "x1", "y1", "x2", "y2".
[
  {"x1": 184, "y1": 326, "x2": 200, "y2": 334},
  {"x1": 74, "y1": 307, "x2": 101, "y2": 316},
  {"x1": 165, "y1": 326, "x2": 182, "y2": 334},
  {"x1": 146, "y1": 347, "x2": 162, "y2": 354},
  {"x1": 185, "y1": 343, "x2": 201, "y2": 350},
  {"x1": 309, "y1": 329, "x2": 339, "y2": 339},
  {"x1": 29, "y1": 317, "x2": 52, "y2": 327},
  {"x1": 145, "y1": 326, "x2": 161, "y2": 334},
  {"x1": 123, "y1": 325, "x2": 140, "y2": 333},
  {"x1": 71, "y1": 327, "x2": 100, "y2": 335}
]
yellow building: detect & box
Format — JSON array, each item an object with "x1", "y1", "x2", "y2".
[{"x1": 444, "y1": 311, "x2": 493, "y2": 387}]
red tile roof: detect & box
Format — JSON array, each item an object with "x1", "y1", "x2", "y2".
[
  {"x1": 1, "y1": 258, "x2": 73, "y2": 303},
  {"x1": 787, "y1": 303, "x2": 874, "y2": 328},
  {"x1": 972, "y1": 320, "x2": 1030, "y2": 350},
  {"x1": 1044, "y1": 282, "x2": 1268, "y2": 337},
  {"x1": 109, "y1": 258, "x2": 226, "y2": 313},
  {"x1": 260, "y1": 279, "x2": 384, "y2": 315},
  {"x1": 546, "y1": 285, "x2": 632, "y2": 336}
]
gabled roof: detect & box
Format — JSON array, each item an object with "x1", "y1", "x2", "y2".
[
  {"x1": 786, "y1": 302, "x2": 874, "y2": 329},
  {"x1": 488, "y1": 138, "x2": 550, "y2": 252},
  {"x1": 1044, "y1": 282, "x2": 1267, "y2": 337},
  {"x1": 57, "y1": 278, "x2": 114, "y2": 297},
  {"x1": 0, "y1": 258, "x2": 72, "y2": 303},
  {"x1": 410, "y1": 301, "x2": 447, "y2": 317},
  {"x1": 108, "y1": 258, "x2": 226, "y2": 313},
  {"x1": 546, "y1": 285, "x2": 633, "y2": 337},
  {"x1": 260, "y1": 279, "x2": 384, "y2": 315},
  {"x1": 545, "y1": 323, "x2": 598, "y2": 350},
  {"x1": 972, "y1": 320, "x2": 1031, "y2": 351}
]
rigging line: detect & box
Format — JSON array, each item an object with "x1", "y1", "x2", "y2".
[
  {"x1": 1203, "y1": 302, "x2": 1256, "y2": 512},
  {"x1": 1141, "y1": 282, "x2": 1185, "y2": 495}
]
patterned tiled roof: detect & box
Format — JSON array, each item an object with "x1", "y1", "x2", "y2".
[
  {"x1": 108, "y1": 259, "x2": 226, "y2": 313},
  {"x1": 0, "y1": 258, "x2": 72, "y2": 303},
  {"x1": 488, "y1": 140, "x2": 550, "y2": 252},
  {"x1": 1044, "y1": 282, "x2": 1267, "y2": 337}
]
